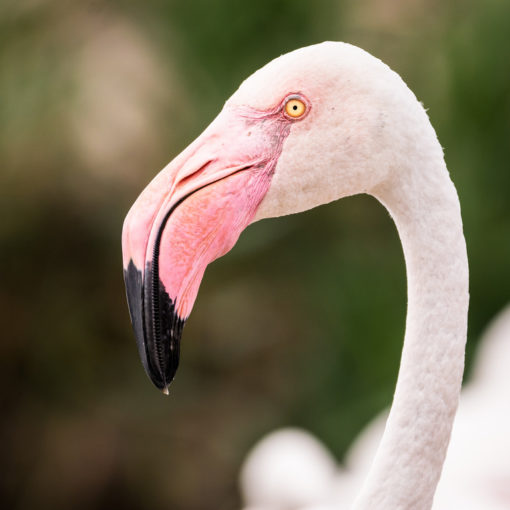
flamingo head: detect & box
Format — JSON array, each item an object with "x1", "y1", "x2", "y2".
[{"x1": 122, "y1": 42, "x2": 419, "y2": 392}]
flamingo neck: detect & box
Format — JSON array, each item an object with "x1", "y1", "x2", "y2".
[{"x1": 353, "y1": 154, "x2": 469, "y2": 509}]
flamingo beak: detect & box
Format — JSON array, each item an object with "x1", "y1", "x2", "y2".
[{"x1": 122, "y1": 105, "x2": 291, "y2": 392}]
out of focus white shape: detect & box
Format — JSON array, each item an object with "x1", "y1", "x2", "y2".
[
  {"x1": 240, "y1": 305, "x2": 510, "y2": 510},
  {"x1": 240, "y1": 428, "x2": 337, "y2": 509}
]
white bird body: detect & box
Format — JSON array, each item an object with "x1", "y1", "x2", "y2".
[
  {"x1": 241, "y1": 429, "x2": 338, "y2": 509},
  {"x1": 240, "y1": 305, "x2": 510, "y2": 510}
]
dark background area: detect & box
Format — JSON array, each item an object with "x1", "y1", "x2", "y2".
[{"x1": 1, "y1": 0, "x2": 509, "y2": 509}]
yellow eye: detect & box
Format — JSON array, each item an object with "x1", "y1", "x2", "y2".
[{"x1": 284, "y1": 98, "x2": 307, "y2": 118}]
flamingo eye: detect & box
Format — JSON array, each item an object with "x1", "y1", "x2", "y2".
[{"x1": 284, "y1": 97, "x2": 307, "y2": 119}]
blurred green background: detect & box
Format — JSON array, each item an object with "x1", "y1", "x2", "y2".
[{"x1": 1, "y1": 0, "x2": 509, "y2": 509}]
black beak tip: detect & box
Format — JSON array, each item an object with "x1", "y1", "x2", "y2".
[{"x1": 123, "y1": 259, "x2": 185, "y2": 394}]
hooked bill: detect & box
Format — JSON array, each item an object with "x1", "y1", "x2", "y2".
[{"x1": 122, "y1": 102, "x2": 296, "y2": 393}]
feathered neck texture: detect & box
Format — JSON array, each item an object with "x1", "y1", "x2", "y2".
[{"x1": 353, "y1": 144, "x2": 469, "y2": 509}]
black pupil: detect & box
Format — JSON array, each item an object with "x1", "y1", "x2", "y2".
[{"x1": 293, "y1": 105, "x2": 298, "y2": 110}]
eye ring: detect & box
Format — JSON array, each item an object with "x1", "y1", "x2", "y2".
[{"x1": 283, "y1": 95, "x2": 309, "y2": 120}]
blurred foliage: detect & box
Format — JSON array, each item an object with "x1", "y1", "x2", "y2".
[{"x1": 1, "y1": 0, "x2": 509, "y2": 509}]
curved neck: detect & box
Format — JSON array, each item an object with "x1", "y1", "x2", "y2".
[{"x1": 353, "y1": 156, "x2": 469, "y2": 509}]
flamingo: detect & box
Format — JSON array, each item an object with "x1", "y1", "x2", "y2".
[
  {"x1": 239, "y1": 304, "x2": 510, "y2": 510},
  {"x1": 122, "y1": 42, "x2": 469, "y2": 509}
]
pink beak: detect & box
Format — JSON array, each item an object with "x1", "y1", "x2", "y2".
[{"x1": 122, "y1": 102, "x2": 293, "y2": 392}]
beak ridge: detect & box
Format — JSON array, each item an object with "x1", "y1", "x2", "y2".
[
  {"x1": 143, "y1": 262, "x2": 183, "y2": 391},
  {"x1": 124, "y1": 259, "x2": 183, "y2": 392}
]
